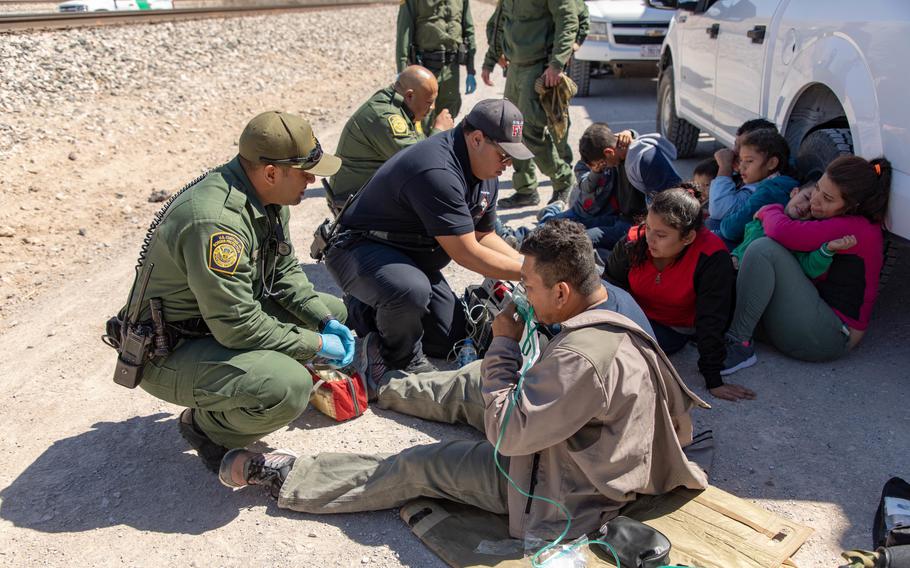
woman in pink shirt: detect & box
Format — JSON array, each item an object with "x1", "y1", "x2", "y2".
[{"x1": 722, "y1": 156, "x2": 891, "y2": 379}]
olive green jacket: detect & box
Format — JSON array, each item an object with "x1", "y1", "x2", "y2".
[
  {"x1": 483, "y1": 0, "x2": 578, "y2": 72},
  {"x1": 119, "y1": 157, "x2": 331, "y2": 360},
  {"x1": 396, "y1": 0, "x2": 477, "y2": 74},
  {"x1": 575, "y1": 0, "x2": 589, "y2": 45},
  {"x1": 328, "y1": 85, "x2": 426, "y2": 204}
]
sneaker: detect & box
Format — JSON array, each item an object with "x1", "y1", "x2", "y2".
[
  {"x1": 404, "y1": 351, "x2": 438, "y2": 374},
  {"x1": 218, "y1": 449, "x2": 298, "y2": 498},
  {"x1": 498, "y1": 192, "x2": 540, "y2": 208},
  {"x1": 356, "y1": 331, "x2": 388, "y2": 398},
  {"x1": 537, "y1": 200, "x2": 565, "y2": 221},
  {"x1": 178, "y1": 408, "x2": 229, "y2": 473},
  {"x1": 548, "y1": 188, "x2": 569, "y2": 205},
  {"x1": 720, "y1": 335, "x2": 757, "y2": 376}
]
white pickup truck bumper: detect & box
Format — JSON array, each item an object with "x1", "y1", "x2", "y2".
[{"x1": 574, "y1": 20, "x2": 668, "y2": 63}]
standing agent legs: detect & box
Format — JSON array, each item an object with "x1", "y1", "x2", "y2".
[{"x1": 728, "y1": 237, "x2": 849, "y2": 361}]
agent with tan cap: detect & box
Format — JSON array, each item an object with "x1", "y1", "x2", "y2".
[
  {"x1": 113, "y1": 111, "x2": 354, "y2": 473},
  {"x1": 327, "y1": 65, "x2": 454, "y2": 213},
  {"x1": 325, "y1": 98, "x2": 531, "y2": 382}
]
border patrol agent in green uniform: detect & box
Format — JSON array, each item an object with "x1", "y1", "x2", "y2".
[
  {"x1": 481, "y1": 0, "x2": 578, "y2": 208},
  {"x1": 396, "y1": 0, "x2": 477, "y2": 124},
  {"x1": 556, "y1": 0, "x2": 590, "y2": 167},
  {"x1": 326, "y1": 66, "x2": 454, "y2": 213},
  {"x1": 114, "y1": 112, "x2": 355, "y2": 472}
]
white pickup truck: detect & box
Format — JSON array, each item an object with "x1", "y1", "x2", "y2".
[
  {"x1": 58, "y1": 0, "x2": 173, "y2": 12},
  {"x1": 651, "y1": 0, "x2": 910, "y2": 241}
]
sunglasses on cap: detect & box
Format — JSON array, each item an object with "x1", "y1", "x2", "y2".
[{"x1": 260, "y1": 140, "x2": 324, "y2": 170}]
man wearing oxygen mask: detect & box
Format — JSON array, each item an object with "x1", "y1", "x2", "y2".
[
  {"x1": 110, "y1": 111, "x2": 355, "y2": 473},
  {"x1": 219, "y1": 220, "x2": 708, "y2": 541}
]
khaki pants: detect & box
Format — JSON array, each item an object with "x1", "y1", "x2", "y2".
[
  {"x1": 504, "y1": 63, "x2": 575, "y2": 196},
  {"x1": 277, "y1": 361, "x2": 510, "y2": 516},
  {"x1": 140, "y1": 294, "x2": 347, "y2": 448}
]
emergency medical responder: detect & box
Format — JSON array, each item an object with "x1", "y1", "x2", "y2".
[
  {"x1": 326, "y1": 66, "x2": 455, "y2": 214},
  {"x1": 113, "y1": 111, "x2": 355, "y2": 473},
  {"x1": 482, "y1": 0, "x2": 578, "y2": 208},
  {"x1": 324, "y1": 99, "x2": 531, "y2": 378},
  {"x1": 396, "y1": 0, "x2": 477, "y2": 125}
]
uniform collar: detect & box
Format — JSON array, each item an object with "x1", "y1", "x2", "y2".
[
  {"x1": 387, "y1": 86, "x2": 417, "y2": 123},
  {"x1": 225, "y1": 156, "x2": 267, "y2": 221},
  {"x1": 452, "y1": 124, "x2": 479, "y2": 187}
]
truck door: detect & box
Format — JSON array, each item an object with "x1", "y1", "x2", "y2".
[
  {"x1": 711, "y1": 0, "x2": 783, "y2": 135},
  {"x1": 674, "y1": 1, "x2": 721, "y2": 126}
]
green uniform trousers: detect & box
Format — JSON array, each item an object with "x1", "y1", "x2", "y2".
[
  {"x1": 277, "y1": 361, "x2": 510, "y2": 516},
  {"x1": 140, "y1": 293, "x2": 347, "y2": 449},
  {"x1": 425, "y1": 61, "x2": 462, "y2": 129},
  {"x1": 505, "y1": 63, "x2": 575, "y2": 197},
  {"x1": 729, "y1": 237, "x2": 849, "y2": 361}
]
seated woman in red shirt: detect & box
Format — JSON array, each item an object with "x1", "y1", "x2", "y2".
[{"x1": 606, "y1": 188, "x2": 754, "y2": 401}]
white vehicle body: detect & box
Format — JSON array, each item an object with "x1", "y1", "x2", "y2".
[
  {"x1": 655, "y1": 0, "x2": 910, "y2": 240},
  {"x1": 58, "y1": 0, "x2": 173, "y2": 12},
  {"x1": 570, "y1": 0, "x2": 674, "y2": 95}
]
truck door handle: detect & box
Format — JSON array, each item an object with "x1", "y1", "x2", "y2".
[
  {"x1": 747, "y1": 25, "x2": 766, "y2": 44},
  {"x1": 706, "y1": 23, "x2": 719, "y2": 39}
]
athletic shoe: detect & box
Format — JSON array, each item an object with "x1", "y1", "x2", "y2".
[
  {"x1": 178, "y1": 408, "x2": 229, "y2": 473},
  {"x1": 537, "y1": 200, "x2": 565, "y2": 221},
  {"x1": 219, "y1": 449, "x2": 298, "y2": 498},
  {"x1": 404, "y1": 352, "x2": 438, "y2": 374},
  {"x1": 720, "y1": 334, "x2": 757, "y2": 376},
  {"x1": 498, "y1": 192, "x2": 540, "y2": 208}
]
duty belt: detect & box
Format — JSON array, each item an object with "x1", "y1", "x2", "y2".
[
  {"x1": 419, "y1": 50, "x2": 458, "y2": 65},
  {"x1": 337, "y1": 225, "x2": 439, "y2": 252}
]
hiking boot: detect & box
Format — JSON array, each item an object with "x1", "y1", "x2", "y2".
[
  {"x1": 178, "y1": 408, "x2": 229, "y2": 473},
  {"x1": 720, "y1": 334, "x2": 757, "y2": 376},
  {"x1": 548, "y1": 188, "x2": 569, "y2": 205},
  {"x1": 498, "y1": 192, "x2": 540, "y2": 209},
  {"x1": 218, "y1": 449, "x2": 298, "y2": 498},
  {"x1": 404, "y1": 351, "x2": 439, "y2": 374}
]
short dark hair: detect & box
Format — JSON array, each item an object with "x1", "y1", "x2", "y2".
[
  {"x1": 736, "y1": 118, "x2": 777, "y2": 136},
  {"x1": 693, "y1": 157, "x2": 719, "y2": 178},
  {"x1": 519, "y1": 219, "x2": 601, "y2": 296},
  {"x1": 578, "y1": 122, "x2": 618, "y2": 164},
  {"x1": 739, "y1": 128, "x2": 792, "y2": 176}
]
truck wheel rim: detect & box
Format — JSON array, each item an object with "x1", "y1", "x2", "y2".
[{"x1": 660, "y1": 90, "x2": 672, "y2": 137}]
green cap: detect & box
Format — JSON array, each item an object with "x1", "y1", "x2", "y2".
[{"x1": 238, "y1": 111, "x2": 341, "y2": 176}]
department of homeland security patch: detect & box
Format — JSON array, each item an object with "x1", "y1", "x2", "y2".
[
  {"x1": 388, "y1": 115, "x2": 410, "y2": 137},
  {"x1": 208, "y1": 232, "x2": 244, "y2": 275}
]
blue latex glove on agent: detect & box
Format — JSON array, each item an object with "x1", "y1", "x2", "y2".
[
  {"x1": 465, "y1": 74, "x2": 477, "y2": 94},
  {"x1": 318, "y1": 319, "x2": 356, "y2": 366}
]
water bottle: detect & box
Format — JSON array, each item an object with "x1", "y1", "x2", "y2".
[{"x1": 456, "y1": 339, "x2": 478, "y2": 367}]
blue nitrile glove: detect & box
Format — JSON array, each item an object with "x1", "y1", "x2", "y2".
[
  {"x1": 317, "y1": 333, "x2": 346, "y2": 365},
  {"x1": 321, "y1": 319, "x2": 356, "y2": 367},
  {"x1": 465, "y1": 74, "x2": 477, "y2": 94}
]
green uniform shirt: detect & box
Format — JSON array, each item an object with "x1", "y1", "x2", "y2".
[
  {"x1": 396, "y1": 0, "x2": 477, "y2": 74},
  {"x1": 482, "y1": 0, "x2": 578, "y2": 72},
  {"x1": 575, "y1": 0, "x2": 589, "y2": 45},
  {"x1": 328, "y1": 85, "x2": 426, "y2": 204},
  {"x1": 119, "y1": 157, "x2": 331, "y2": 361}
]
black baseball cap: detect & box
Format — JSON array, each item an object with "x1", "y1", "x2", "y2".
[{"x1": 465, "y1": 99, "x2": 534, "y2": 160}]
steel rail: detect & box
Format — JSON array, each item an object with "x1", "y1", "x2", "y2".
[{"x1": 0, "y1": 1, "x2": 392, "y2": 32}]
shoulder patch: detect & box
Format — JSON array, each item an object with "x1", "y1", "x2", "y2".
[
  {"x1": 388, "y1": 114, "x2": 410, "y2": 138},
  {"x1": 208, "y1": 232, "x2": 244, "y2": 275}
]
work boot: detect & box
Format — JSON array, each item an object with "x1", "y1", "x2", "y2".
[
  {"x1": 178, "y1": 408, "x2": 229, "y2": 473},
  {"x1": 498, "y1": 192, "x2": 540, "y2": 209},
  {"x1": 219, "y1": 449, "x2": 298, "y2": 498},
  {"x1": 548, "y1": 187, "x2": 569, "y2": 205},
  {"x1": 720, "y1": 334, "x2": 757, "y2": 376}
]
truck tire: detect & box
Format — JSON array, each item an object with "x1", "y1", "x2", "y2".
[
  {"x1": 657, "y1": 67, "x2": 699, "y2": 157},
  {"x1": 569, "y1": 57, "x2": 591, "y2": 97},
  {"x1": 880, "y1": 235, "x2": 900, "y2": 288},
  {"x1": 796, "y1": 128, "x2": 853, "y2": 181}
]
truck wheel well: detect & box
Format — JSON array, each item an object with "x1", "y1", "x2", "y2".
[{"x1": 783, "y1": 83, "x2": 848, "y2": 157}]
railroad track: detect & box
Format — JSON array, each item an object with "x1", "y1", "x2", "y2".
[{"x1": 0, "y1": 0, "x2": 391, "y2": 32}]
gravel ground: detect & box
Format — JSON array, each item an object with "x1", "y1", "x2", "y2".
[{"x1": 0, "y1": 3, "x2": 908, "y2": 567}]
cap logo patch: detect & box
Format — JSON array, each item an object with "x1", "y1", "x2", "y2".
[
  {"x1": 511, "y1": 121, "x2": 523, "y2": 139},
  {"x1": 208, "y1": 232, "x2": 244, "y2": 275},
  {"x1": 388, "y1": 115, "x2": 410, "y2": 138}
]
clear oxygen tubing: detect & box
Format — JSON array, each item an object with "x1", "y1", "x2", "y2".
[{"x1": 490, "y1": 299, "x2": 688, "y2": 568}]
